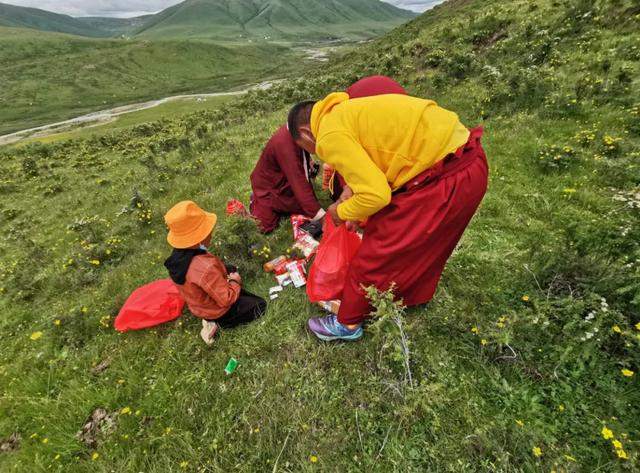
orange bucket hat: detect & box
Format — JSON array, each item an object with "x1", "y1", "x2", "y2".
[{"x1": 164, "y1": 201, "x2": 217, "y2": 249}]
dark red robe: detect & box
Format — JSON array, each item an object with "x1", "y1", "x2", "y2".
[
  {"x1": 337, "y1": 128, "x2": 489, "y2": 325},
  {"x1": 250, "y1": 125, "x2": 320, "y2": 233}
]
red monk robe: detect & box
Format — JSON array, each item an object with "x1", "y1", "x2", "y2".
[
  {"x1": 338, "y1": 127, "x2": 489, "y2": 325},
  {"x1": 250, "y1": 125, "x2": 321, "y2": 233},
  {"x1": 250, "y1": 76, "x2": 407, "y2": 231}
]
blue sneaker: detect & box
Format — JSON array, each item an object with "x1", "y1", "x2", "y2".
[{"x1": 307, "y1": 314, "x2": 363, "y2": 342}]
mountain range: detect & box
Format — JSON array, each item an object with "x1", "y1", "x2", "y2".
[{"x1": 0, "y1": 0, "x2": 416, "y2": 41}]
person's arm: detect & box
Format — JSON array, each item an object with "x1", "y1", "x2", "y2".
[
  {"x1": 197, "y1": 264, "x2": 241, "y2": 309},
  {"x1": 317, "y1": 132, "x2": 391, "y2": 222},
  {"x1": 274, "y1": 135, "x2": 322, "y2": 217}
]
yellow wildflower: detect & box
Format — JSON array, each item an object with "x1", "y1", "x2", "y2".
[
  {"x1": 54, "y1": 319, "x2": 61, "y2": 326},
  {"x1": 558, "y1": 404, "x2": 565, "y2": 412},
  {"x1": 120, "y1": 407, "x2": 131, "y2": 415},
  {"x1": 612, "y1": 325, "x2": 622, "y2": 334},
  {"x1": 621, "y1": 369, "x2": 634, "y2": 377},
  {"x1": 117, "y1": 379, "x2": 125, "y2": 385},
  {"x1": 616, "y1": 449, "x2": 628, "y2": 460},
  {"x1": 522, "y1": 295, "x2": 530, "y2": 302},
  {"x1": 481, "y1": 339, "x2": 488, "y2": 346},
  {"x1": 471, "y1": 326, "x2": 479, "y2": 334},
  {"x1": 515, "y1": 420, "x2": 524, "y2": 427},
  {"x1": 310, "y1": 455, "x2": 318, "y2": 463},
  {"x1": 54, "y1": 454, "x2": 60, "y2": 460},
  {"x1": 91, "y1": 452, "x2": 99, "y2": 461},
  {"x1": 30, "y1": 331, "x2": 43, "y2": 340},
  {"x1": 635, "y1": 322, "x2": 640, "y2": 331},
  {"x1": 612, "y1": 440, "x2": 622, "y2": 449},
  {"x1": 533, "y1": 446, "x2": 542, "y2": 457},
  {"x1": 180, "y1": 461, "x2": 189, "y2": 469},
  {"x1": 42, "y1": 438, "x2": 49, "y2": 444},
  {"x1": 602, "y1": 426, "x2": 614, "y2": 439},
  {"x1": 90, "y1": 260, "x2": 100, "y2": 266}
]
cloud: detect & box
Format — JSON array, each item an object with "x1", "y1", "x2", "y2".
[
  {"x1": 384, "y1": 0, "x2": 446, "y2": 12},
  {"x1": 5, "y1": 0, "x2": 446, "y2": 18},
  {"x1": 5, "y1": 1, "x2": 182, "y2": 17}
]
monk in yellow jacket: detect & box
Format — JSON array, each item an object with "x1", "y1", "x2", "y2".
[{"x1": 288, "y1": 91, "x2": 488, "y2": 342}]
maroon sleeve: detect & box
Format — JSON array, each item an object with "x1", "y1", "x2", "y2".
[{"x1": 274, "y1": 131, "x2": 321, "y2": 217}]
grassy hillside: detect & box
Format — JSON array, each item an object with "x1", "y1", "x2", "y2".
[
  {"x1": 134, "y1": 0, "x2": 416, "y2": 41},
  {"x1": 0, "y1": 2, "x2": 110, "y2": 37},
  {"x1": 0, "y1": 27, "x2": 298, "y2": 135},
  {"x1": 1, "y1": 0, "x2": 639, "y2": 471}
]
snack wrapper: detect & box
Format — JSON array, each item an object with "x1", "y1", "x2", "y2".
[{"x1": 285, "y1": 260, "x2": 307, "y2": 288}]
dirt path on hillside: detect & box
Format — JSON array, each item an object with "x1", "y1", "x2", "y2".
[{"x1": 0, "y1": 81, "x2": 276, "y2": 146}]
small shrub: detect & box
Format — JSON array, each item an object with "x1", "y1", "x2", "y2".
[
  {"x1": 537, "y1": 144, "x2": 579, "y2": 171},
  {"x1": 212, "y1": 215, "x2": 266, "y2": 279},
  {"x1": 599, "y1": 135, "x2": 622, "y2": 158}
]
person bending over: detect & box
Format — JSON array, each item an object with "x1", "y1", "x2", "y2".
[{"x1": 288, "y1": 92, "x2": 488, "y2": 341}]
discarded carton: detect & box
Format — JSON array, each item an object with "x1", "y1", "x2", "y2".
[
  {"x1": 286, "y1": 260, "x2": 307, "y2": 288},
  {"x1": 263, "y1": 256, "x2": 287, "y2": 273},
  {"x1": 225, "y1": 358, "x2": 238, "y2": 375}
]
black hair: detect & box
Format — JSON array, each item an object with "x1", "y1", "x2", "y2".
[{"x1": 287, "y1": 101, "x2": 315, "y2": 140}]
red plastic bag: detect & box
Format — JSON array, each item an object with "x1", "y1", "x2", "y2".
[
  {"x1": 306, "y1": 218, "x2": 361, "y2": 302},
  {"x1": 114, "y1": 279, "x2": 185, "y2": 332},
  {"x1": 226, "y1": 198, "x2": 248, "y2": 216}
]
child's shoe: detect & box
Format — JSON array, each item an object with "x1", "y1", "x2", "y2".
[
  {"x1": 307, "y1": 314, "x2": 363, "y2": 342},
  {"x1": 200, "y1": 319, "x2": 219, "y2": 345}
]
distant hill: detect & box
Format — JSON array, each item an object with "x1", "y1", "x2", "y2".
[
  {"x1": 0, "y1": 0, "x2": 415, "y2": 41},
  {"x1": 75, "y1": 16, "x2": 152, "y2": 38},
  {"x1": 133, "y1": 0, "x2": 417, "y2": 41},
  {"x1": 0, "y1": 2, "x2": 109, "y2": 37}
]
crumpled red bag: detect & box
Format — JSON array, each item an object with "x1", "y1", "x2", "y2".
[
  {"x1": 306, "y1": 218, "x2": 361, "y2": 302},
  {"x1": 114, "y1": 279, "x2": 185, "y2": 332},
  {"x1": 226, "y1": 198, "x2": 248, "y2": 216}
]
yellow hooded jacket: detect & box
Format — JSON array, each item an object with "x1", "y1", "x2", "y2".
[{"x1": 311, "y1": 92, "x2": 470, "y2": 222}]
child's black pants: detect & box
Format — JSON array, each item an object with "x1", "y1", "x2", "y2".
[{"x1": 212, "y1": 289, "x2": 266, "y2": 328}]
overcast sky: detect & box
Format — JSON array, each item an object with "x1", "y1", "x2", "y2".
[{"x1": 5, "y1": 0, "x2": 445, "y2": 18}]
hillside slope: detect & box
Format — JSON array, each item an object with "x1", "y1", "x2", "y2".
[
  {"x1": 134, "y1": 0, "x2": 416, "y2": 40},
  {"x1": 0, "y1": 27, "x2": 298, "y2": 135},
  {"x1": 0, "y1": 2, "x2": 109, "y2": 37},
  {"x1": 0, "y1": 0, "x2": 639, "y2": 471}
]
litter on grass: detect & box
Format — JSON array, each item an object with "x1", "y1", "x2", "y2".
[{"x1": 225, "y1": 357, "x2": 239, "y2": 375}]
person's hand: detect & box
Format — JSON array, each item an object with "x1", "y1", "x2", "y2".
[
  {"x1": 338, "y1": 185, "x2": 353, "y2": 203},
  {"x1": 327, "y1": 203, "x2": 344, "y2": 227},
  {"x1": 229, "y1": 272, "x2": 242, "y2": 285},
  {"x1": 345, "y1": 220, "x2": 362, "y2": 232}
]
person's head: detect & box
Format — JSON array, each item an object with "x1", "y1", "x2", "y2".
[
  {"x1": 287, "y1": 100, "x2": 316, "y2": 153},
  {"x1": 164, "y1": 200, "x2": 217, "y2": 249}
]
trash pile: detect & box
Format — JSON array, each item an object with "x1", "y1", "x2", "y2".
[{"x1": 265, "y1": 215, "x2": 361, "y2": 316}]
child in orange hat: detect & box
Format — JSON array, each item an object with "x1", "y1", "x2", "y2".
[{"x1": 163, "y1": 200, "x2": 266, "y2": 345}]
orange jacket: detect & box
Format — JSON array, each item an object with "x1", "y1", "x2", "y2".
[{"x1": 177, "y1": 254, "x2": 240, "y2": 319}]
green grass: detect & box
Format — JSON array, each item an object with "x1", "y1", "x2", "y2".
[
  {"x1": 0, "y1": 27, "x2": 299, "y2": 135},
  {"x1": 1, "y1": 0, "x2": 639, "y2": 471}
]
